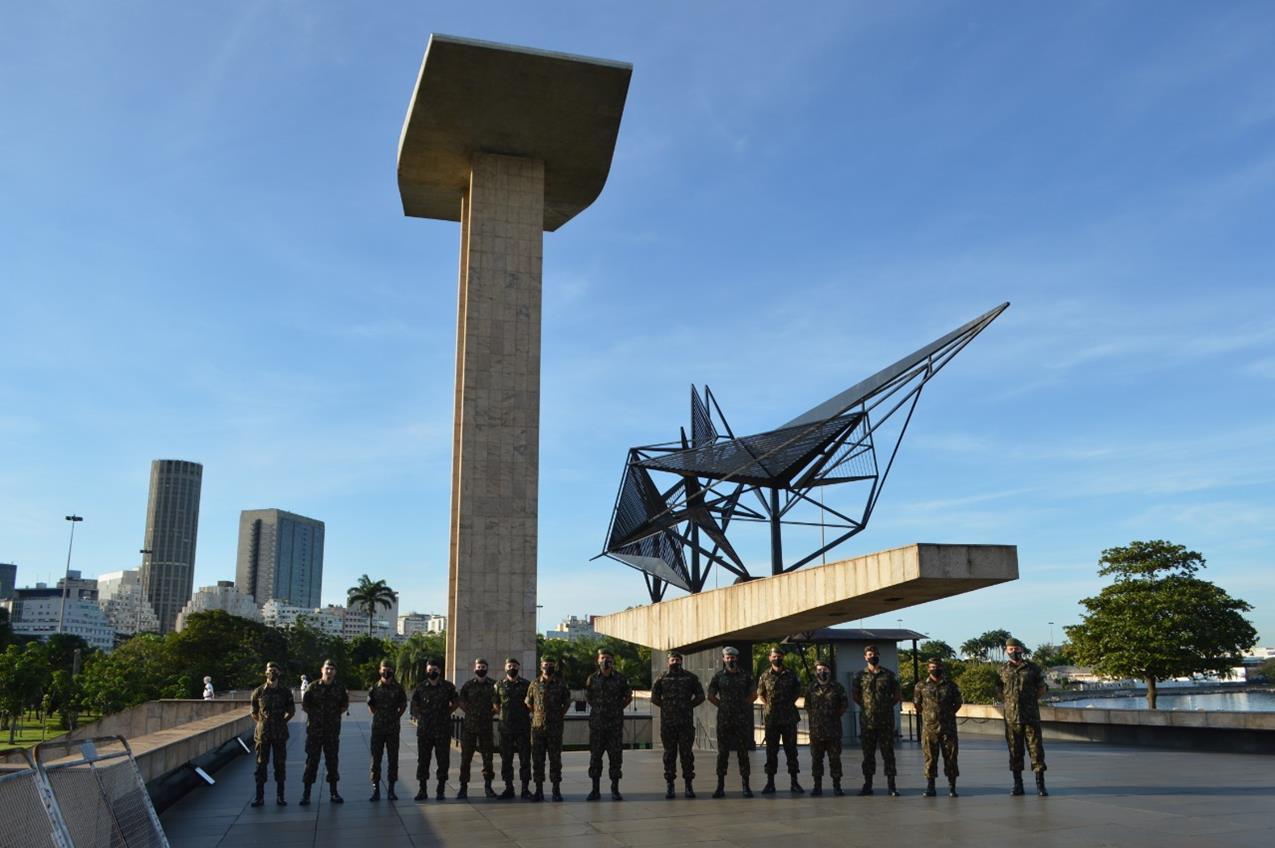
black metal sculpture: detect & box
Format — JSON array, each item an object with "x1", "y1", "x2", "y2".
[{"x1": 599, "y1": 302, "x2": 1009, "y2": 602}]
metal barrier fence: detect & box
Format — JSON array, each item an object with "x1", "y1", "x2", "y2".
[
  {"x1": 0, "y1": 746, "x2": 70, "y2": 848},
  {"x1": 33, "y1": 736, "x2": 169, "y2": 848}
]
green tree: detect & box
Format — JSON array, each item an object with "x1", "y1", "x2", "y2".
[
  {"x1": 955, "y1": 662, "x2": 1000, "y2": 704},
  {"x1": 1032, "y1": 642, "x2": 1075, "y2": 669},
  {"x1": 79, "y1": 634, "x2": 180, "y2": 715},
  {"x1": 396, "y1": 631, "x2": 445, "y2": 690},
  {"x1": 346, "y1": 575, "x2": 398, "y2": 637},
  {"x1": 919, "y1": 640, "x2": 957, "y2": 661},
  {"x1": 1066, "y1": 540, "x2": 1257, "y2": 709},
  {"x1": 960, "y1": 629, "x2": 1014, "y2": 662},
  {"x1": 347, "y1": 634, "x2": 393, "y2": 689},
  {"x1": 0, "y1": 643, "x2": 51, "y2": 742},
  {"x1": 1256, "y1": 658, "x2": 1275, "y2": 683},
  {"x1": 170, "y1": 610, "x2": 287, "y2": 695}
]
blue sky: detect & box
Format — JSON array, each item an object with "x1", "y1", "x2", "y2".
[{"x1": 3, "y1": 1, "x2": 1273, "y2": 651}]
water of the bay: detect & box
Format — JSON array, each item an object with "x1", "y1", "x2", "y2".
[{"x1": 1054, "y1": 690, "x2": 1275, "y2": 711}]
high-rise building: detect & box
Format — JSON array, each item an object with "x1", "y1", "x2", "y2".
[
  {"x1": 140, "y1": 459, "x2": 203, "y2": 633},
  {"x1": 0, "y1": 563, "x2": 16, "y2": 600},
  {"x1": 96, "y1": 569, "x2": 161, "y2": 639},
  {"x1": 235, "y1": 509, "x2": 324, "y2": 609}
]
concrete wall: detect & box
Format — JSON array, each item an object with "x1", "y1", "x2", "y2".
[{"x1": 64, "y1": 699, "x2": 248, "y2": 742}]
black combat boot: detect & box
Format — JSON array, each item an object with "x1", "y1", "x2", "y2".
[
  {"x1": 369, "y1": 782, "x2": 381, "y2": 802},
  {"x1": 741, "y1": 777, "x2": 754, "y2": 798},
  {"x1": 586, "y1": 777, "x2": 601, "y2": 801},
  {"x1": 387, "y1": 781, "x2": 398, "y2": 801},
  {"x1": 832, "y1": 778, "x2": 844, "y2": 797},
  {"x1": 1010, "y1": 771, "x2": 1024, "y2": 796},
  {"x1": 456, "y1": 782, "x2": 468, "y2": 800},
  {"x1": 887, "y1": 777, "x2": 900, "y2": 797},
  {"x1": 790, "y1": 776, "x2": 805, "y2": 794},
  {"x1": 858, "y1": 776, "x2": 874, "y2": 796},
  {"x1": 761, "y1": 775, "x2": 776, "y2": 794},
  {"x1": 665, "y1": 780, "x2": 676, "y2": 799},
  {"x1": 520, "y1": 779, "x2": 531, "y2": 800},
  {"x1": 684, "y1": 778, "x2": 695, "y2": 799},
  {"x1": 923, "y1": 778, "x2": 936, "y2": 797},
  {"x1": 484, "y1": 779, "x2": 497, "y2": 799},
  {"x1": 948, "y1": 780, "x2": 958, "y2": 798},
  {"x1": 276, "y1": 784, "x2": 287, "y2": 806},
  {"x1": 329, "y1": 783, "x2": 343, "y2": 804},
  {"x1": 1036, "y1": 773, "x2": 1049, "y2": 797},
  {"x1": 435, "y1": 780, "x2": 445, "y2": 801},
  {"x1": 251, "y1": 783, "x2": 265, "y2": 807},
  {"x1": 712, "y1": 776, "x2": 725, "y2": 798},
  {"x1": 500, "y1": 780, "x2": 515, "y2": 799},
  {"x1": 299, "y1": 783, "x2": 311, "y2": 806},
  {"x1": 551, "y1": 782, "x2": 563, "y2": 802},
  {"x1": 532, "y1": 781, "x2": 544, "y2": 802},
  {"x1": 611, "y1": 779, "x2": 624, "y2": 801},
  {"x1": 414, "y1": 783, "x2": 428, "y2": 801},
  {"x1": 810, "y1": 778, "x2": 823, "y2": 797}
]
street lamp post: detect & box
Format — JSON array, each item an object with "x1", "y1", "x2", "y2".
[
  {"x1": 57, "y1": 515, "x2": 84, "y2": 635},
  {"x1": 136, "y1": 548, "x2": 153, "y2": 635},
  {"x1": 1049, "y1": 621, "x2": 1055, "y2": 646}
]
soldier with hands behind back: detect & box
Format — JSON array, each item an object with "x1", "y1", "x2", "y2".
[
  {"x1": 497, "y1": 657, "x2": 533, "y2": 799},
  {"x1": 852, "y1": 644, "x2": 902, "y2": 796},
  {"x1": 249, "y1": 661, "x2": 295, "y2": 807},
  {"x1": 525, "y1": 657, "x2": 571, "y2": 802},
  {"x1": 367, "y1": 660, "x2": 407, "y2": 801},
  {"x1": 805, "y1": 658, "x2": 849, "y2": 796},
  {"x1": 456, "y1": 657, "x2": 498, "y2": 799},
  {"x1": 707, "y1": 646, "x2": 755, "y2": 798},
  {"x1": 651, "y1": 649, "x2": 706, "y2": 799},
  {"x1": 996, "y1": 637, "x2": 1049, "y2": 797},
  {"x1": 300, "y1": 658, "x2": 349, "y2": 806},
  {"x1": 410, "y1": 657, "x2": 459, "y2": 801},
  {"x1": 757, "y1": 646, "x2": 805, "y2": 795},
  {"x1": 585, "y1": 648, "x2": 633, "y2": 801},
  {"x1": 914, "y1": 657, "x2": 962, "y2": 797}
]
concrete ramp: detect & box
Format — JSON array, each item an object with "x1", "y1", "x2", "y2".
[{"x1": 593, "y1": 543, "x2": 1018, "y2": 652}]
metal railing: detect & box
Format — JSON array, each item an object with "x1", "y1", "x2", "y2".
[{"x1": 0, "y1": 746, "x2": 71, "y2": 848}]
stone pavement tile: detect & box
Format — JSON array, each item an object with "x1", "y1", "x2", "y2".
[
  {"x1": 609, "y1": 825, "x2": 741, "y2": 846},
  {"x1": 488, "y1": 820, "x2": 598, "y2": 839},
  {"x1": 515, "y1": 833, "x2": 625, "y2": 848}
]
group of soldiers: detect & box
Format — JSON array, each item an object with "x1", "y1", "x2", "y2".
[{"x1": 247, "y1": 636, "x2": 1050, "y2": 806}]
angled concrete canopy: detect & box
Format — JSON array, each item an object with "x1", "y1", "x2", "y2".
[
  {"x1": 397, "y1": 34, "x2": 632, "y2": 231},
  {"x1": 593, "y1": 543, "x2": 1018, "y2": 653}
]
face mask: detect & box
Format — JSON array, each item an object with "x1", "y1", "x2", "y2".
[
  {"x1": 427, "y1": 669, "x2": 440, "y2": 680},
  {"x1": 770, "y1": 657, "x2": 783, "y2": 668},
  {"x1": 600, "y1": 659, "x2": 613, "y2": 669},
  {"x1": 543, "y1": 667, "x2": 556, "y2": 677},
  {"x1": 475, "y1": 668, "x2": 488, "y2": 678},
  {"x1": 724, "y1": 658, "x2": 736, "y2": 668},
  {"x1": 1008, "y1": 651, "x2": 1022, "y2": 662},
  {"x1": 507, "y1": 669, "x2": 519, "y2": 679},
  {"x1": 381, "y1": 670, "x2": 392, "y2": 679},
  {"x1": 267, "y1": 671, "x2": 279, "y2": 681},
  {"x1": 930, "y1": 669, "x2": 943, "y2": 678},
  {"x1": 866, "y1": 655, "x2": 879, "y2": 666},
  {"x1": 816, "y1": 670, "x2": 830, "y2": 682},
  {"x1": 669, "y1": 661, "x2": 682, "y2": 670}
]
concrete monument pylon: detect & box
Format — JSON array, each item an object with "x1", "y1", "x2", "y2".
[{"x1": 396, "y1": 35, "x2": 631, "y2": 677}]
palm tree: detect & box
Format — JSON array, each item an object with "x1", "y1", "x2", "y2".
[{"x1": 347, "y1": 575, "x2": 398, "y2": 637}]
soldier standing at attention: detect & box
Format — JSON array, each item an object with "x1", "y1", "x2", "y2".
[
  {"x1": 367, "y1": 660, "x2": 407, "y2": 801},
  {"x1": 757, "y1": 647, "x2": 805, "y2": 794},
  {"x1": 805, "y1": 659, "x2": 848, "y2": 797},
  {"x1": 497, "y1": 657, "x2": 532, "y2": 800},
  {"x1": 410, "y1": 657, "x2": 459, "y2": 801},
  {"x1": 300, "y1": 658, "x2": 349, "y2": 806},
  {"x1": 651, "y1": 649, "x2": 706, "y2": 799},
  {"x1": 914, "y1": 657, "x2": 963, "y2": 797},
  {"x1": 457, "y1": 658, "x2": 499, "y2": 799},
  {"x1": 249, "y1": 661, "x2": 295, "y2": 807},
  {"x1": 852, "y1": 644, "x2": 902, "y2": 796},
  {"x1": 525, "y1": 657, "x2": 571, "y2": 802},
  {"x1": 585, "y1": 648, "x2": 633, "y2": 801},
  {"x1": 996, "y1": 637, "x2": 1049, "y2": 796},
  {"x1": 707, "y1": 646, "x2": 755, "y2": 798}
]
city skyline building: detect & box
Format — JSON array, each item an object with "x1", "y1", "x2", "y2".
[
  {"x1": 235, "y1": 508, "x2": 324, "y2": 609},
  {"x1": 260, "y1": 599, "x2": 344, "y2": 636},
  {"x1": 398, "y1": 612, "x2": 446, "y2": 637},
  {"x1": 175, "y1": 580, "x2": 260, "y2": 631},
  {"x1": 1, "y1": 563, "x2": 16, "y2": 600},
  {"x1": 96, "y1": 569, "x2": 161, "y2": 639},
  {"x1": 6, "y1": 583, "x2": 114, "y2": 651},
  {"x1": 140, "y1": 459, "x2": 203, "y2": 634}
]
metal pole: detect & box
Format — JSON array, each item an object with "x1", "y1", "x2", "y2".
[
  {"x1": 57, "y1": 515, "x2": 83, "y2": 635},
  {"x1": 135, "y1": 549, "x2": 152, "y2": 635},
  {"x1": 769, "y1": 488, "x2": 783, "y2": 575},
  {"x1": 910, "y1": 637, "x2": 919, "y2": 742}
]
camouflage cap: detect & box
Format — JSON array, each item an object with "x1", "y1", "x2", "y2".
[
  {"x1": 927, "y1": 656, "x2": 945, "y2": 665},
  {"x1": 864, "y1": 644, "x2": 879, "y2": 654},
  {"x1": 379, "y1": 659, "x2": 394, "y2": 669},
  {"x1": 541, "y1": 656, "x2": 558, "y2": 665},
  {"x1": 426, "y1": 656, "x2": 442, "y2": 667},
  {"x1": 474, "y1": 657, "x2": 489, "y2": 666},
  {"x1": 815, "y1": 659, "x2": 831, "y2": 669},
  {"x1": 265, "y1": 661, "x2": 281, "y2": 672},
  {"x1": 668, "y1": 650, "x2": 684, "y2": 659},
  {"x1": 596, "y1": 648, "x2": 614, "y2": 657},
  {"x1": 721, "y1": 646, "x2": 740, "y2": 657},
  {"x1": 322, "y1": 658, "x2": 336, "y2": 669},
  {"x1": 1005, "y1": 638, "x2": 1024, "y2": 648},
  {"x1": 505, "y1": 657, "x2": 520, "y2": 665}
]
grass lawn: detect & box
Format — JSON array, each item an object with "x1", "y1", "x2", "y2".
[{"x1": 2, "y1": 710, "x2": 102, "y2": 749}]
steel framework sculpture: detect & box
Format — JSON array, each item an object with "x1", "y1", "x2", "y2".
[{"x1": 599, "y1": 302, "x2": 1009, "y2": 602}]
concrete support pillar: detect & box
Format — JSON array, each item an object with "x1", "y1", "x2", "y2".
[{"x1": 445, "y1": 153, "x2": 544, "y2": 678}]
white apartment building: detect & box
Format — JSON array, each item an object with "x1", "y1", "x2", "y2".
[
  {"x1": 545, "y1": 614, "x2": 596, "y2": 642},
  {"x1": 175, "y1": 581, "x2": 261, "y2": 631},
  {"x1": 261, "y1": 599, "x2": 344, "y2": 636},
  {"x1": 6, "y1": 584, "x2": 115, "y2": 651},
  {"x1": 96, "y1": 569, "x2": 161, "y2": 638},
  {"x1": 398, "y1": 612, "x2": 446, "y2": 637}
]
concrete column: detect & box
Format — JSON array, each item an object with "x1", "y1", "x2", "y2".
[{"x1": 445, "y1": 153, "x2": 544, "y2": 678}]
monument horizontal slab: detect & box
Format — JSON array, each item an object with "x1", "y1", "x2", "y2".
[{"x1": 594, "y1": 543, "x2": 1018, "y2": 652}]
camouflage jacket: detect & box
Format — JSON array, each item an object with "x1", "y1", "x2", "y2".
[
  {"x1": 913, "y1": 676, "x2": 962, "y2": 733},
  {"x1": 251, "y1": 682, "x2": 295, "y2": 742},
  {"x1": 805, "y1": 679, "x2": 848, "y2": 739},
  {"x1": 497, "y1": 676, "x2": 532, "y2": 734},
  {"x1": 585, "y1": 671, "x2": 632, "y2": 729},
  {"x1": 997, "y1": 660, "x2": 1046, "y2": 724},
  {"x1": 410, "y1": 678, "x2": 458, "y2": 739},
  {"x1": 852, "y1": 667, "x2": 899, "y2": 729},
  {"x1": 707, "y1": 669, "x2": 755, "y2": 730},
  {"x1": 367, "y1": 679, "x2": 407, "y2": 734},
  {"x1": 526, "y1": 676, "x2": 572, "y2": 731},
  {"x1": 302, "y1": 680, "x2": 349, "y2": 737},
  {"x1": 651, "y1": 667, "x2": 705, "y2": 729},
  {"x1": 757, "y1": 666, "x2": 802, "y2": 727},
  {"x1": 458, "y1": 676, "x2": 497, "y2": 731}
]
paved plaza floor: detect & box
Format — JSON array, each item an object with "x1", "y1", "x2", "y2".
[{"x1": 161, "y1": 704, "x2": 1273, "y2": 848}]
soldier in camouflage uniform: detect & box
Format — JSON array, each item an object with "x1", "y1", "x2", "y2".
[
  {"x1": 249, "y1": 661, "x2": 295, "y2": 807},
  {"x1": 300, "y1": 658, "x2": 349, "y2": 805},
  {"x1": 805, "y1": 659, "x2": 848, "y2": 797},
  {"x1": 651, "y1": 650, "x2": 706, "y2": 799},
  {"x1": 707, "y1": 646, "x2": 755, "y2": 798},
  {"x1": 851, "y1": 644, "x2": 902, "y2": 796},
  {"x1": 525, "y1": 657, "x2": 571, "y2": 802},
  {"x1": 367, "y1": 660, "x2": 407, "y2": 801},
  {"x1": 456, "y1": 658, "x2": 498, "y2": 799},
  {"x1": 757, "y1": 647, "x2": 805, "y2": 794},
  {"x1": 497, "y1": 657, "x2": 532, "y2": 800},
  {"x1": 913, "y1": 657, "x2": 962, "y2": 797},
  {"x1": 410, "y1": 658, "x2": 459, "y2": 801},
  {"x1": 996, "y1": 637, "x2": 1049, "y2": 796},
  {"x1": 585, "y1": 648, "x2": 633, "y2": 801}
]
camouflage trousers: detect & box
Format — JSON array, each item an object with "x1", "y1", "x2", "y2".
[
  {"x1": 714, "y1": 732, "x2": 751, "y2": 778},
  {"x1": 500, "y1": 728, "x2": 531, "y2": 783},
  {"x1": 369, "y1": 728, "x2": 399, "y2": 784},
  {"x1": 922, "y1": 727, "x2": 959, "y2": 779},
  {"x1": 416, "y1": 733, "x2": 450, "y2": 784},
  {"x1": 459, "y1": 727, "x2": 494, "y2": 783},
  {"x1": 809, "y1": 735, "x2": 842, "y2": 780},
  {"x1": 660, "y1": 723, "x2": 695, "y2": 781},
  {"x1": 1004, "y1": 721, "x2": 1046, "y2": 773},
  {"x1": 254, "y1": 737, "x2": 287, "y2": 786},
  {"x1": 763, "y1": 722, "x2": 800, "y2": 776},
  {"x1": 859, "y1": 722, "x2": 896, "y2": 778},
  {"x1": 303, "y1": 732, "x2": 340, "y2": 785},
  {"x1": 588, "y1": 724, "x2": 624, "y2": 780},
  {"x1": 531, "y1": 726, "x2": 564, "y2": 783}
]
